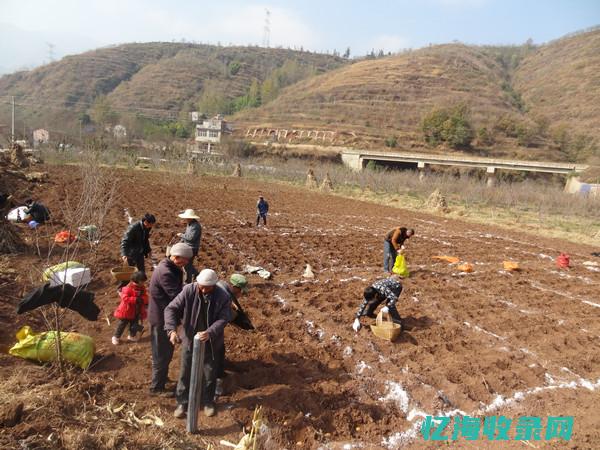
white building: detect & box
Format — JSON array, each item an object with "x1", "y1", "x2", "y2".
[
  {"x1": 195, "y1": 115, "x2": 231, "y2": 148},
  {"x1": 33, "y1": 128, "x2": 49, "y2": 146},
  {"x1": 113, "y1": 124, "x2": 127, "y2": 139}
]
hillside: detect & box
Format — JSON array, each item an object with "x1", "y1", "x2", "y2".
[
  {"x1": 0, "y1": 43, "x2": 346, "y2": 137},
  {"x1": 234, "y1": 28, "x2": 600, "y2": 162},
  {"x1": 513, "y1": 28, "x2": 600, "y2": 158},
  {"x1": 1, "y1": 29, "x2": 598, "y2": 162}
]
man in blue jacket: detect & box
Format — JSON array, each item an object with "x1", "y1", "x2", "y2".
[
  {"x1": 256, "y1": 195, "x2": 269, "y2": 227},
  {"x1": 164, "y1": 269, "x2": 232, "y2": 418}
]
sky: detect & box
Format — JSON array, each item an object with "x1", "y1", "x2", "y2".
[{"x1": 1, "y1": 0, "x2": 599, "y2": 74}]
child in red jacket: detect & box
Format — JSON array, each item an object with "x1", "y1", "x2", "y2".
[{"x1": 112, "y1": 271, "x2": 148, "y2": 345}]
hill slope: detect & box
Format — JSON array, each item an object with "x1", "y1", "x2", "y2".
[
  {"x1": 0, "y1": 43, "x2": 346, "y2": 134},
  {"x1": 234, "y1": 44, "x2": 517, "y2": 144},
  {"x1": 234, "y1": 28, "x2": 600, "y2": 162},
  {"x1": 513, "y1": 28, "x2": 600, "y2": 151}
]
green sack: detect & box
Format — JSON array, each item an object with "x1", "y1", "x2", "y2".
[
  {"x1": 392, "y1": 254, "x2": 410, "y2": 278},
  {"x1": 42, "y1": 261, "x2": 85, "y2": 281},
  {"x1": 9, "y1": 326, "x2": 95, "y2": 370}
]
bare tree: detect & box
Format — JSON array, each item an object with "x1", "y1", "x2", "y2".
[{"x1": 31, "y1": 143, "x2": 119, "y2": 373}]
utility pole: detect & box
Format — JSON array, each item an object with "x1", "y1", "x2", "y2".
[
  {"x1": 46, "y1": 42, "x2": 55, "y2": 62},
  {"x1": 262, "y1": 9, "x2": 271, "y2": 48},
  {"x1": 11, "y1": 96, "x2": 15, "y2": 145}
]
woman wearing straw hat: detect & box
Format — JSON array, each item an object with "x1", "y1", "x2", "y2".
[{"x1": 177, "y1": 209, "x2": 202, "y2": 283}]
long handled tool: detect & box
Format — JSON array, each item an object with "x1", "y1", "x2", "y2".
[{"x1": 187, "y1": 334, "x2": 206, "y2": 434}]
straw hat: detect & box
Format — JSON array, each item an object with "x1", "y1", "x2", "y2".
[{"x1": 178, "y1": 209, "x2": 200, "y2": 220}]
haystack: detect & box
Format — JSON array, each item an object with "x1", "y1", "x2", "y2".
[
  {"x1": 306, "y1": 169, "x2": 318, "y2": 189},
  {"x1": 9, "y1": 145, "x2": 29, "y2": 169},
  {"x1": 426, "y1": 189, "x2": 449, "y2": 212},
  {"x1": 232, "y1": 163, "x2": 242, "y2": 177},
  {"x1": 0, "y1": 221, "x2": 24, "y2": 254},
  {"x1": 320, "y1": 172, "x2": 333, "y2": 191}
]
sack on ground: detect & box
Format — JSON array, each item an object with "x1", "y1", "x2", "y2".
[
  {"x1": 9, "y1": 326, "x2": 95, "y2": 369},
  {"x1": 42, "y1": 261, "x2": 85, "y2": 281},
  {"x1": 392, "y1": 254, "x2": 409, "y2": 277}
]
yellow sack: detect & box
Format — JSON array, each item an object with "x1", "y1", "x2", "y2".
[
  {"x1": 392, "y1": 254, "x2": 409, "y2": 278},
  {"x1": 9, "y1": 326, "x2": 95, "y2": 370}
]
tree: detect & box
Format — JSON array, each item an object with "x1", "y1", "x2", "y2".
[
  {"x1": 198, "y1": 81, "x2": 232, "y2": 115},
  {"x1": 90, "y1": 95, "x2": 119, "y2": 127},
  {"x1": 247, "y1": 78, "x2": 262, "y2": 107},
  {"x1": 421, "y1": 104, "x2": 474, "y2": 149},
  {"x1": 343, "y1": 47, "x2": 351, "y2": 58}
]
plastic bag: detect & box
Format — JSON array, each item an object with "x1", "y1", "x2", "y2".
[
  {"x1": 556, "y1": 253, "x2": 570, "y2": 269},
  {"x1": 42, "y1": 261, "x2": 85, "y2": 281},
  {"x1": 392, "y1": 254, "x2": 410, "y2": 277},
  {"x1": 54, "y1": 231, "x2": 77, "y2": 244},
  {"x1": 457, "y1": 262, "x2": 474, "y2": 273},
  {"x1": 9, "y1": 326, "x2": 95, "y2": 369}
]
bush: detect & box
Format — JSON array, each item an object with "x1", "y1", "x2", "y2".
[
  {"x1": 477, "y1": 127, "x2": 494, "y2": 146},
  {"x1": 365, "y1": 160, "x2": 381, "y2": 171},
  {"x1": 228, "y1": 61, "x2": 241, "y2": 76},
  {"x1": 493, "y1": 115, "x2": 519, "y2": 137},
  {"x1": 516, "y1": 125, "x2": 536, "y2": 147},
  {"x1": 385, "y1": 136, "x2": 398, "y2": 148},
  {"x1": 421, "y1": 104, "x2": 474, "y2": 149},
  {"x1": 221, "y1": 139, "x2": 255, "y2": 159}
]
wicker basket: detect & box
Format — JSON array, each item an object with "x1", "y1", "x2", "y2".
[
  {"x1": 110, "y1": 264, "x2": 135, "y2": 282},
  {"x1": 370, "y1": 310, "x2": 402, "y2": 342}
]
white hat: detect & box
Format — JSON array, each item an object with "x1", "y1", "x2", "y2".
[
  {"x1": 170, "y1": 243, "x2": 193, "y2": 258},
  {"x1": 178, "y1": 209, "x2": 200, "y2": 220},
  {"x1": 197, "y1": 269, "x2": 218, "y2": 286}
]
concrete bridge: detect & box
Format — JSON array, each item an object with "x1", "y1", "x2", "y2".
[{"x1": 340, "y1": 149, "x2": 589, "y2": 186}]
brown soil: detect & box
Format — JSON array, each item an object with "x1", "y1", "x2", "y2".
[{"x1": 1, "y1": 165, "x2": 599, "y2": 449}]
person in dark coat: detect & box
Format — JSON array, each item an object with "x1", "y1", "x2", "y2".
[
  {"x1": 148, "y1": 243, "x2": 191, "y2": 396},
  {"x1": 23, "y1": 199, "x2": 50, "y2": 224},
  {"x1": 256, "y1": 196, "x2": 269, "y2": 227},
  {"x1": 383, "y1": 227, "x2": 414, "y2": 273},
  {"x1": 214, "y1": 274, "x2": 250, "y2": 398},
  {"x1": 176, "y1": 209, "x2": 202, "y2": 283},
  {"x1": 352, "y1": 276, "x2": 403, "y2": 332},
  {"x1": 120, "y1": 213, "x2": 156, "y2": 274},
  {"x1": 164, "y1": 269, "x2": 232, "y2": 419}
]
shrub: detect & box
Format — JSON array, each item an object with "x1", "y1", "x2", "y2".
[
  {"x1": 221, "y1": 139, "x2": 255, "y2": 159},
  {"x1": 228, "y1": 61, "x2": 241, "y2": 76},
  {"x1": 421, "y1": 104, "x2": 474, "y2": 149},
  {"x1": 516, "y1": 125, "x2": 536, "y2": 147},
  {"x1": 477, "y1": 127, "x2": 494, "y2": 146},
  {"x1": 385, "y1": 136, "x2": 398, "y2": 148}
]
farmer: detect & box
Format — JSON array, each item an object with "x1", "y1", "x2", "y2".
[
  {"x1": 23, "y1": 198, "x2": 50, "y2": 224},
  {"x1": 120, "y1": 213, "x2": 156, "y2": 274},
  {"x1": 164, "y1": 269, "x2": 232, "y2": 418},
  {"x1": 352, "y1": 276, "x2": 403, "y2": 332},
  {"x1": 215, "y1": 273, "x2": 250, "y2": 397},
  {"x1": 256, "y1": 195, "x2": 269, "y2": 227},
  {"x1": 177, "y1": 209, "x2": 202, "y2": 283},
  {"x1": 148, "y1": 243, "x2": 191, "y2": 396},
  {"x1": 383, "y1": 227, "x2": 414, "y2": 273}
]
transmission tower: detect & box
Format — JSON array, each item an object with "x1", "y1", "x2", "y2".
[
  {"x1": 262, "y1": 9, "x2": 271, "y2": 47},
  {"x1": 46, "y1": 42, "x2": 55, "y2": 62}
]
